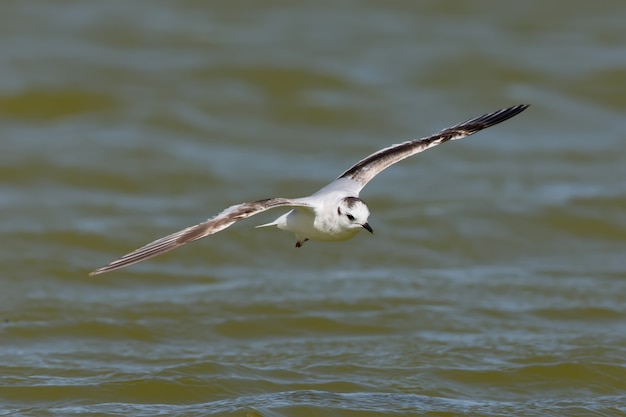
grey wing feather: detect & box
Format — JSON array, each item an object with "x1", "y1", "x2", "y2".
[
  {"x1": 90, "y1": 197, "x2": 311, "y2": 276},
  {"x1": 338, "y1": 104, "x2": 529, "y2": 188}
]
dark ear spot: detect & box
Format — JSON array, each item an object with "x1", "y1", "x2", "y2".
[{"x1": 337, "y1": 207, "x2": 342, "y2": 215}]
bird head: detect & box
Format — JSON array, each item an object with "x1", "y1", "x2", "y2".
[{"x1": 337, "y1": 197, "x2": 373, "y2": 234}]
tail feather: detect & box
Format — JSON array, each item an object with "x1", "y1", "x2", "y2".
[{"x1": 255, "y1": 221, "x2": 279, "y2": 228}]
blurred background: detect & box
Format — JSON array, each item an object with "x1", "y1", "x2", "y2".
[{"x1": 1, "y1": 1, "x2": 625, "y2": 416}]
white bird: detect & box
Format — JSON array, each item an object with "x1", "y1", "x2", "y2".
[{"x1": 90, "y1": 104, "x2": 529, "y2": 275}]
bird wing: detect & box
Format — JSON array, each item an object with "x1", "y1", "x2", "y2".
[
  {"x1": 336, "y1": 104, "x2": 529, "y2": 191},
  {"x1": 90, "y1": 197, "x2": 312, "y2": 275}
]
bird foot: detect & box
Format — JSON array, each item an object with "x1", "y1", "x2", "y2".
[{"x1": 295, "y1": 238, "x2": 309, "y2": 248}]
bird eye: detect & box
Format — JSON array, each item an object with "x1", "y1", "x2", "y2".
[{"x1": 347, "y1": 214, "x2": 355, "y2": 221}]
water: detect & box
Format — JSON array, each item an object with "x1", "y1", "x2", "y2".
[{"x1": 1, "y1": 1, "x2": 626, "y2": 416}]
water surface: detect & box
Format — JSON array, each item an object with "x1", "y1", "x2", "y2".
[{"x1": 1, "y1": 1, "x2": 625, "y2": 416}]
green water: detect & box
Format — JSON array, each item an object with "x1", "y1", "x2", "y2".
[{"x1": 1, "y1": 2, "x2": 625, "y2": 416}]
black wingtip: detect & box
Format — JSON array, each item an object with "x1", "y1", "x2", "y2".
[
  {"x1": 478, "y1": 104, "x2": 528, "y2": 125},
  {"x1": 450, "y1": 104, "x2": 529, "y2": 134},
  {"x1": 491, "y1": 104, "x2": 530, "y2": 123}
]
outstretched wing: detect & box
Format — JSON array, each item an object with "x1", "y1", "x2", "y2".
[
  {"x1": 90, "y1": 198, "x2": 312, "y2": 276},
  {"x1": 337, "y1": 104, "x2": 529, "y2": 190}
]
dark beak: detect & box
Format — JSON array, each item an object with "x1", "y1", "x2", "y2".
[{"x1": 361, "y1": 222, "x2": 374, "y2": 234}]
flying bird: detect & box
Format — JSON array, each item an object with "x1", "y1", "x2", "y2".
[{"x1": 90, "y1": 104, "x2": 529, "y2": 275}]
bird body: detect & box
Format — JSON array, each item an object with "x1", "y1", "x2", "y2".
[{"x1": 257, "y1": 180, "x2": 372, "y2": 245}]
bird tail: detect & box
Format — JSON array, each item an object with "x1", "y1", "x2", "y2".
[
  {"x1": 256, "y1": 210, "x2": 291, "y2": 229},
  {"x1": 255, "y1": 221, "x2": 279, "y2": 228}
]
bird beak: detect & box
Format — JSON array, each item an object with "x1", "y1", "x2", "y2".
[{"x1": 362, "y1": 223, "x2": 373, "y2": 234}]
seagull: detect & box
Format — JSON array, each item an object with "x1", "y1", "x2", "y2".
[{"x1": 90, "y1": 104, "x2": 529, "y2": 275}]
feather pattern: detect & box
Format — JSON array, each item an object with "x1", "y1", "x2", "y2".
[
  {"x1": 338, "y1": 104, "x2": 529, "y2": 189},
  {"x1": 90, "y1": 198, "x2": 311, "y2": 275}
]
